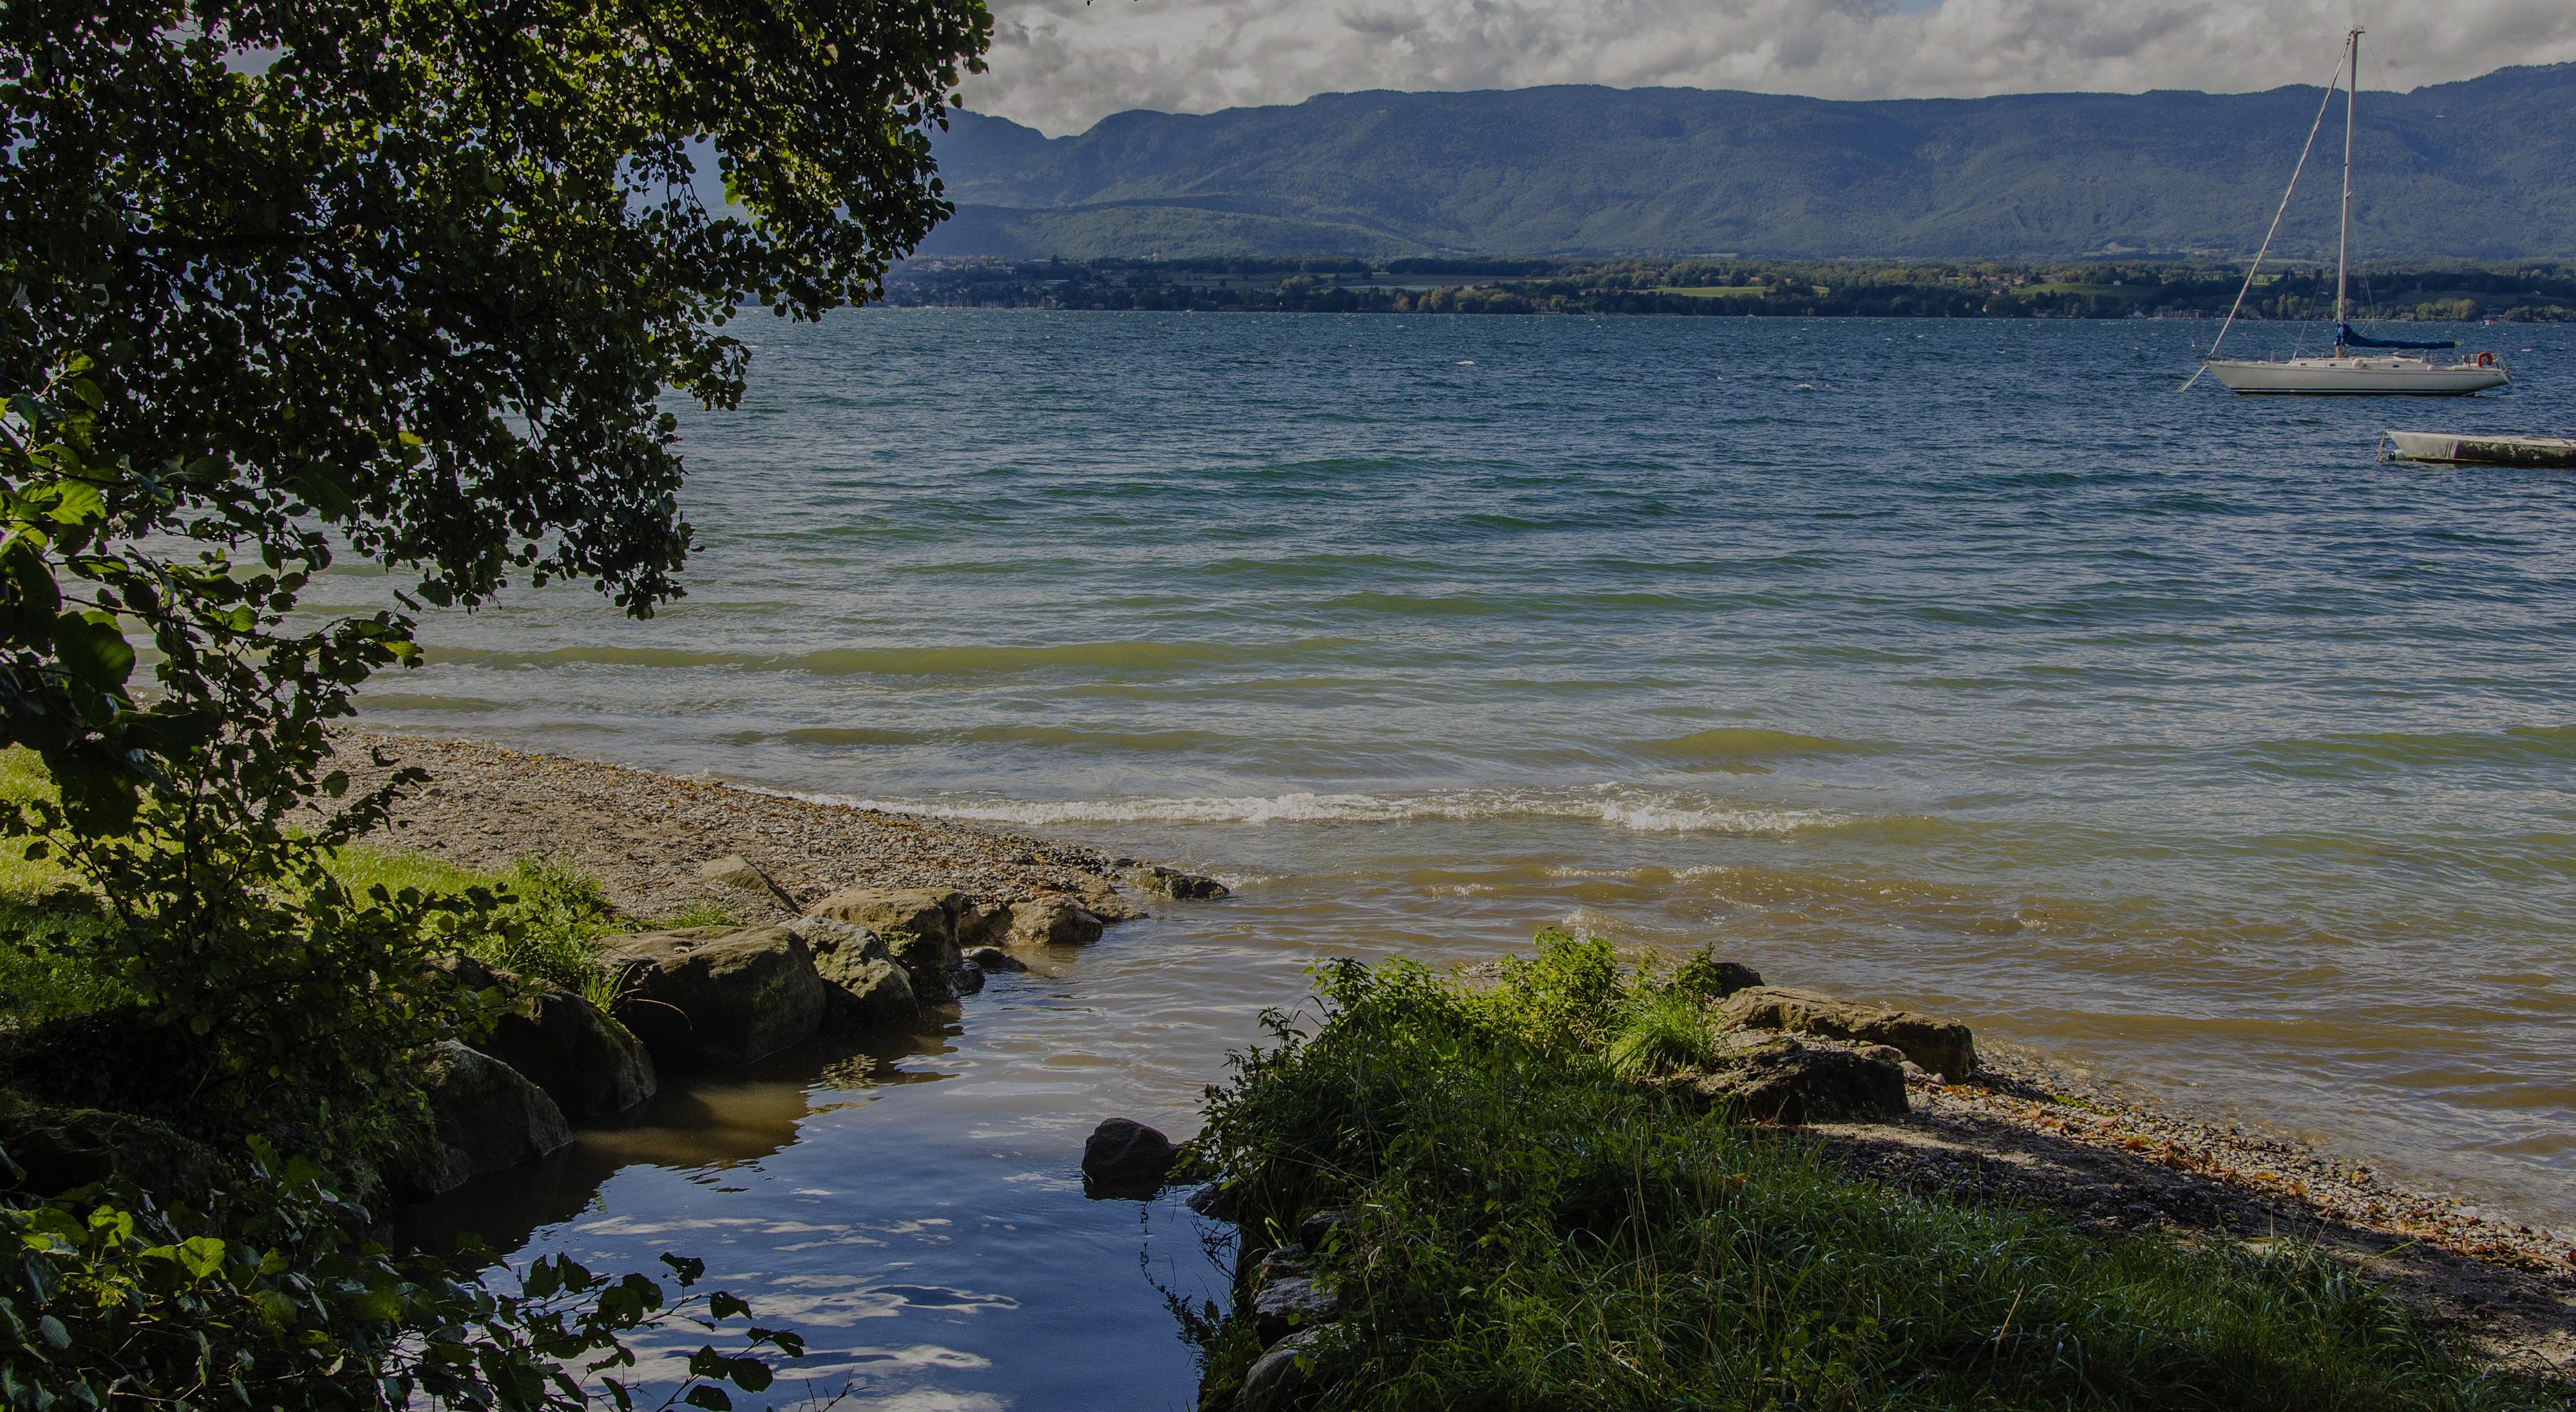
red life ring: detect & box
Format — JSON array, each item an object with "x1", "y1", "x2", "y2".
[{"x1": 2477, "y1": 351, "x2": 2496, "y2": 368}]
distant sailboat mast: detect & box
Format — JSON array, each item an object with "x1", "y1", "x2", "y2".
[{"x1": 2334, "y1": 28, "x2": 2358, "y2": 354}]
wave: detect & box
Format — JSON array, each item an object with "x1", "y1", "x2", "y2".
[
  {"x1": 1630, "y1": 727, "x2": 1884, "y2": 762},
  {"x1": 783, "y1": 785, "x2": 1842, "y2": 835},
  {"x1": 2236, "y1": 725, "x2": 2576, "y2": 776},
  {"x1": 426, "y1": 638, "x2": 1365, "y2": 678}
]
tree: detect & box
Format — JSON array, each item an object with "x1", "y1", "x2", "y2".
[
  {"x1": 0, "y1": 0, "x2": 990, "y2": 1113},
  {"x1": 1, "y1": 2, "x2": 989, "y2": 1399},
  {"x1": 4, "y1": 0, "x2": 990, "y2": 801}
]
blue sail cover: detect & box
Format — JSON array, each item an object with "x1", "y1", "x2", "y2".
[{"x1": 2338, "y1": 322, "x2": 2457, "y2": 350}]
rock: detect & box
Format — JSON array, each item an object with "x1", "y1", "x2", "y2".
[
  {"x1": 1074, "y1": 879, "x2": 1148, "y2": 922},
  {"x1": 395, "y1": 1042, "x2": 573, "y2": 1199},
  {"x1": 1296, "y1": 1208, "x2": 1358, "y2": 1251},
  {"x1": 0, "y1": 1090, "x2": 222, "y2": 1205},
  {"x1": 790, "y1": 917, "x2": 925, "y2": 1031},
  {"x1": 1186, "y1": 1182, "x2": 1241, "y2": 1220},
  {"x1": 1235, "y1": 1328, "x2": 1323, "y2": 1412},
  {"x1": 1249, "y1": 1247, "x2": 1340, "y2": 1345},
  {"x1": 479, "y1": 988, "x2": 658, "y2": 1118},
  {"x1": 1670, "y1": 953, "x2": 1765, "y2": 1002},
  {"x1": 1716, "y1": 986, "x2": 1978, "y2": 1082},
  {"x1": 806, "y1": 887, "x2": 967, "y2": 1003},
  {"x1": 697, "y1": 854, "x2": 798, "y2": 911},
  {"x1": 1663, "y1": 1033, "x2": 1908, "y2": 1125},
  {"x1": 603, "y1": 926, "x2": 828, "y2": 1069},
  {"x1": 963, "y1": 946, "x2": 1027, "y2": 973},
  {"x1": 1124, "y1": 863, "x2": 1230, "y2": 901},
  {"x1": 1008, "y1": 895, "x2": 1104, "y2": 949},
  {"x1": 949, "y1": 962, "x2": 985, "y2": 997},
  {"x1": 955, "y1": 900, "x2": 1013, "y2": 949},
  {"x1": 1082, "y1": 1117, "x2": 1179, "y2": 1196}
]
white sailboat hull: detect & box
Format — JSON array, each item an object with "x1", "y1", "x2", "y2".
[{"x1": 2205, "y1": 356, "x2": 2510, "y2": 396}]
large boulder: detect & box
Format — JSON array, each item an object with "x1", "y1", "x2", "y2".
[
  {"x1": 1660, "y1": 1033, "x2": 1908, "y2": 1125},
  {"x1": 1081, "y1": 1117, "x2": 1179, "y2": 1197},
  {"x1": 1716, "y1": 986, "x2": 1978, "y2": 1082},
  {"x1": 1008, "y1": 896, "x2": 1104, "y2": 949},
  {"x1": 789, "y1": 917, "x2": 923, "y2": 1031},
  {"x1": 806, "y1": 887, "x2": 967, "y2": 1004},
  {"x1": 478, "y1": 989, "x2": 658, "y2": 1119},
  {"x1": 395, "y1": 1042, "x2": 573, "y2": 1199},
  {"x1": 604, "y1": 926, "x2": 828, "y2": 1069}
]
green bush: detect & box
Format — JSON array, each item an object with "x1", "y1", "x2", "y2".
[
  {"x1": 1182, "y1": 949, "x2": 2569, "y2": 1411},
  {"x1": 0, "y1": 1140, "x2": 799, "y2": 1411}
]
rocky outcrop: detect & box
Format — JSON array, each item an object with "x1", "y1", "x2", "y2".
[
  {"x1": 1658, "y1": 1033, "x2": 1908, "y2": 1125},
  {"x1": 604, "y1": 926, "x2": 828, "y2": 1069},
  {"x1": 963, "y1": 946, "x2": 1027, "y2": 973},
  {"x1": 1082, "y1": 1117, "x2": 1179, "y2": 1196},
  {"x1": 479, "y1": 988, "x2": 658, "y2": 1118},
  {"x1": 790, "y1": 917, "x2": 924, "y2": 1031},
  {"x1": 393, "y1": 1042, "x2": 573, "y2": 1199},
  {"x1": 1123, "y1": 863, "x2": 1229, "y2": 901},
  {"x1": 1717, "y1": 986, "x2": 1978, "y2": 1082},
  {"x1": 806, "y1": 887, "x2": 969, "y2": 1004},
  {"x1": 1008, "y1": 895, "x2": 1104, "y2": 949}
]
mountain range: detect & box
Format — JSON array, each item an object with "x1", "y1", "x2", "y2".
[{"x1": 919, "y1": 66, "x2": 2576, "y2": 262}]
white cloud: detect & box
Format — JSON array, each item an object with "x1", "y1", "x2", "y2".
[{"x1": 958, "y1": 0, "x2": 2576, "y2": 136}]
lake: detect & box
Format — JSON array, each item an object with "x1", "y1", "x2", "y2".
[{"x1": 359, "y1": 309, "x2": 2576, "y2": 1408}]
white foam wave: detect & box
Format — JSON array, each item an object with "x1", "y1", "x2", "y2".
[{"x1": 790, "y1": 785, "x2": 1840, "y2": 835}]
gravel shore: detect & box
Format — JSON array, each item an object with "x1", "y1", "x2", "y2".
[
  {"x1": 345, "y1": 729, "x2": 2575, "y2": 1376},
  {"x1": 339, "y1": 730, "x2": 1146, "y2": 924}
]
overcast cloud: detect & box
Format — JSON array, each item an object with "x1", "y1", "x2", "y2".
[{"x1": 958, "y1": 0, "x2": 2576, "y2": 135}]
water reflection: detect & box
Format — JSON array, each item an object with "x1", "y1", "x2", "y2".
[{"x1": 402, "y1": 948, "x2": 1235, "y2": 1411}]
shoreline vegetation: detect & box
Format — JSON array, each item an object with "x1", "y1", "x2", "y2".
[
  {"x1": 1167, "y1": 950, "x2": 2576, "y2": 1409},
  {"x1": 887, "y1": 256, "x2": 2576, "y2": 322},
  {"x1": 14, "y1": 732, "x2": 2567, "y2": 1400}
]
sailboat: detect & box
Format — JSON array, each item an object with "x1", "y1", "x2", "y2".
[{"x1": 2193, "y1": 29, "x2": 2508, "y2": 397}]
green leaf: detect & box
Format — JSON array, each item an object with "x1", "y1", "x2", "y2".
[
  {"x1": 50, "y1": 610, "x2": 135, "y2": 691},
  {"x1": 682, "y1": 1386, "x2": 730, "y2": 1411},
  {"x1": 176, "y1": 1235, "x2": 227, "y2": 1279}
]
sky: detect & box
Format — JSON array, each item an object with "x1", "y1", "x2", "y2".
[{"x1": 956, "y1": 0, "x2": 2576, "y2": 136}]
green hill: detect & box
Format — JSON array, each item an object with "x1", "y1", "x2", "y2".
[{"x1": 922, "y1": 68, "x2": 2576, "y2": 260}]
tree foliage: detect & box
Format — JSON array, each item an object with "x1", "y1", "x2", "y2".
[{"x1": 1, "y1": 0, "x2": 990, "y2": 1403}]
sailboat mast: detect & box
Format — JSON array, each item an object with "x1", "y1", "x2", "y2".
[{"x1": 2335, "y1": 27, "x2": 2360, "y2": 347}]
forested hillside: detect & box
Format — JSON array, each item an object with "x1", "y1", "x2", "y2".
[{"x1": 922, "y1": 67, "x2": 2576, "y2": 260}]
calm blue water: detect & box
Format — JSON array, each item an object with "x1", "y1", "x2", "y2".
[{"x1": 360, "y1": 310, "x2": 2576, "y2": 1408}]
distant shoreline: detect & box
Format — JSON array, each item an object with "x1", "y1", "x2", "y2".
[{"x1": 887, "y1": 255, "x2": 2576, "y2": 322}]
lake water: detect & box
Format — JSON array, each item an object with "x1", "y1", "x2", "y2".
[{"x1": 362, "y1": 310, "x2": 2576, "y2": 1408}]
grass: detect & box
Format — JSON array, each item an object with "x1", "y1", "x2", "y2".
[
  {"x1": 0, "y1": 749, "x2": 651, "y2": 1018},
  {"x1": 1180, "y1": 933, "x2": 2571, "y2": 1411}
]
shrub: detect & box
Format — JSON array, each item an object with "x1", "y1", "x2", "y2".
[{"x1": 1181, "y1": 948, "x2": 2568, "y2": 1411}]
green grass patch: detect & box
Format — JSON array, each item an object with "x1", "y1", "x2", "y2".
[
  {"x1": 1180, "y1": 934, "x2": 2568, "y2": 1410},
  {"x1": 0, "y1": 749, "x2": 650, "y2": 1018}
]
